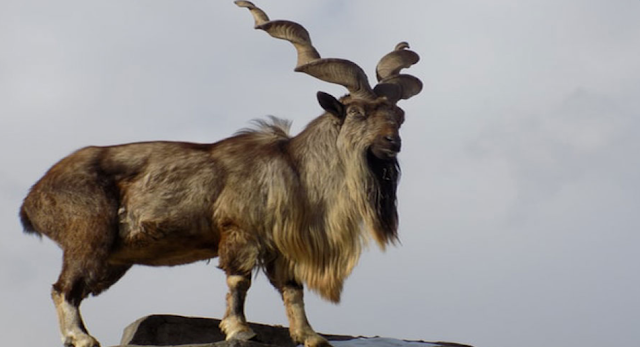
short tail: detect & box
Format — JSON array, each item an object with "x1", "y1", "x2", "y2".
[{"x1": 19, "y1": 205, "x2": 41, "y2": 238}]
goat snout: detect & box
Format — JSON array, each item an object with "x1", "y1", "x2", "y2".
[
  {"x1": 371, "y1": 133, "x2": 402, "y2": 160},
  {"x1": 384, "y1": 134, "x2": 401, "y2": 147},
  {"x1": 383, "y1": 133, "x2": 402, "y2": 153}
]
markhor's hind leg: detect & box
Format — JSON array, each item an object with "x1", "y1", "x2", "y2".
[
  {"x1": 52, "y1": 252, "x2": 130, "y2": 347},
  {"x1": 51, "y1": 288, "x2": 97, "y2": 347}
]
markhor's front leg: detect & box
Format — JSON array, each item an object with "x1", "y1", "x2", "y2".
[
  {"x1": 281, "y1": 284, "x2": 331, "y2": 347},
  {"x1": 217, "y1": 225, "x2": 260, "y2": 341},
  {"x1": 219, "y1": 274, "x2": 257, "y2": 341}
]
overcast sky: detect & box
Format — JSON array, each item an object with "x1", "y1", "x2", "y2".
[{"x1": 1, "y1": 1, "x2": 639, "y2": 347}]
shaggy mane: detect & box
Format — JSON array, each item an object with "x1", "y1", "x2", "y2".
[{"x1": 235, "y1": 116, "x2": 292, "y2": 139}]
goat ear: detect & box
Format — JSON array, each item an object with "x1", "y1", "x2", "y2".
[{"x1": 317, "y1": 91, "x2": 345, "y2": 120}]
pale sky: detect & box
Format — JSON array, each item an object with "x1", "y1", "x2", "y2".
[{"x1": 1, "y1": 1, "x2": 639, "y2": 347}]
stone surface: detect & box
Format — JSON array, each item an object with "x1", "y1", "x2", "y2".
[
  {"x1": 116, "y1": 314, "x2": 473, "y2": 347},
  {"x1": 119, "y1": 314, "x2": 352, "y2": 347}
]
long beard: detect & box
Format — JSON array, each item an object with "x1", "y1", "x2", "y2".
[{"x1": 366, "y1": 150, "x2": 400, "y2": 244}]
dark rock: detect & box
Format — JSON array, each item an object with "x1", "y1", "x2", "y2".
[
  {"x1": 116, "y1": 314, "x2": 472, "y2": 347},
  {"x1": 118, "y1": 314, "x2": 352, "y2": 347}
]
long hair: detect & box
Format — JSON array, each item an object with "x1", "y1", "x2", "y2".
[{"x1": 242, "y1": 115, "x2": 401, "y2": 302}]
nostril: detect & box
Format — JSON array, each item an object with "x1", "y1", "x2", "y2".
[{"x1": 385, "y1": 135, "x2": 400, "y2": 144}]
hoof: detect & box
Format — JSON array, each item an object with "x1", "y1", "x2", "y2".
[
  {"x1": 291, "y1": 330, "x2": 332, "y2": 347},
  {"x1": 227, "y1": 329, "x2": 257, "y2": 341},
  {"x1": 63, "y1": 334, "x2": 100, "y2": 347},
  {"x1": 220, "y1": 317, "x2": 257, "y2": 342},
  {"x1": 303, "y1": 334, "x2": 332, "y2": 347}
]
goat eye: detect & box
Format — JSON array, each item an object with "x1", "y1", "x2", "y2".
[{"x1": 348, "y1": 107, "x2": 365, "y2": 119}]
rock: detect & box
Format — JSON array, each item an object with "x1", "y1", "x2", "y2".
[
  {"x1": 119, "y1": 315, "x2": 225, "y2": 346},
  {"x1": 118, "y1": 314, "x2": 352, "y2": 347},
  {"x1": 116, "y1": 314, "x2": 472, "y2": 347}
]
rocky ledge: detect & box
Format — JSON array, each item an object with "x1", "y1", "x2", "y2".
[{"x1": 115, "y1": 315, "x2": 472, "y2": 347}]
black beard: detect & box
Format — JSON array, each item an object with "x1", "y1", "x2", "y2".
[{"x1": 366, "y1": 150, "x2": 400, "y2": 242}]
